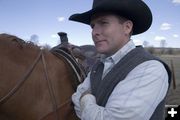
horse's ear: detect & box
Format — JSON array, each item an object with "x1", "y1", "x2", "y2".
[
  {"x1": 11, "y1": 38, "x2": 24, "y2": 49},
  {"x1": 2, "y1": 34, "x2": 25, "y2": 49}
]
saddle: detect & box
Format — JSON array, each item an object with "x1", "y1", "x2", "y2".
[{"x1": 50, "y1": 43, "x2": 87, "y2": 83}]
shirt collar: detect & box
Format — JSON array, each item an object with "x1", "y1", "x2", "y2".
[{"x1": 102, "y1": 40, "x2": 136, "y2": 64}]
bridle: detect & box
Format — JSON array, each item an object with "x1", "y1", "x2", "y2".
[
  {"x1": 0, "y1": 49, "x2": 82, "y2": 120},
  {"x1": 0, "y1": 50, "x2": 42, "y2": 105}
]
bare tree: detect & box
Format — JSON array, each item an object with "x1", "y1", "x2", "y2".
[
  {"x1": 42, "y1": 44, "x2": 51, "y2": 50},
  {"x1": 143, "y1": 40, "x2": 149, "y2": 47},
  {"x1": 160, "y1": 40, "x2": 167, "y2": 54},
  {"x1": 30, "y1": 34, "x2": 39, "y2": 44},
  {"x1": 160, "y1": 39, "x2": 166, "y2": 48}
]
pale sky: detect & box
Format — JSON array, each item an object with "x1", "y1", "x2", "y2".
[{"x1": 0, "y1": 0, "x2": 180, "y2": 48}]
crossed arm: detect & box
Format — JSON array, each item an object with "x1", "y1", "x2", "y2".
[{"x1": 72, "y1": 60, "x2": 169, "y2": 120}]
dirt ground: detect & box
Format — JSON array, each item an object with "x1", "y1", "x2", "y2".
[
  {"x1": 166, "y1": 82, "x2": 180, "y2": 105},
  {"x1": 160, "y1": 55, "x2": 180, "y2": 105}
]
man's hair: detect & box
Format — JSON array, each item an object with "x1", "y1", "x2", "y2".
[{"x1": 116, "y1": 15, "x2": 133, "y2": 37}]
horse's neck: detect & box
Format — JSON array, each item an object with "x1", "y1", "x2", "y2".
[{"x1": 0, "y1": 35, "x2": 79, "y2": 119}]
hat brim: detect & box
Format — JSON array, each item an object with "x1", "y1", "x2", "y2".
[{"x1": 69, "y1": 0, "x2": 152, "y2": 35}]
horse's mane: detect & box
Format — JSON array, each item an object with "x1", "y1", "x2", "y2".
[{"x1": 0, "y1": 33, "x2": 40, "y2": 50}]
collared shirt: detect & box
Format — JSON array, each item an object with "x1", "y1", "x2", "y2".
[
  {"x1": 102, "y1": 40, "x2": 135, "y2": 78},
  {"x1": 72, "y1": 40, "x2": 169, "y2": 120}
]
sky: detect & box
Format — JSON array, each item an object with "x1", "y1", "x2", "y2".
[{"x1": 0, "y1": 0, "x2": 180, "y2": 48}]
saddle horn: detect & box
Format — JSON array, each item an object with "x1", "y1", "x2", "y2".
[{"x1": 58, "y1": 32, "x2": 68, "y2": 44}]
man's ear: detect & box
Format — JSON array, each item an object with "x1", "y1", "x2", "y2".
[{"x1": 123, "y1": 20, "x2": 133, "y2": 36}]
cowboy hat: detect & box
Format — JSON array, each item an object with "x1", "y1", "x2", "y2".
[{"x1": 69, "y1": 0, "x2": 152, "y2": 35}]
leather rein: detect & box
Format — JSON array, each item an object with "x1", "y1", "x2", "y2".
[
  {"x1": 0, "y1": 50, "x2": 81, "y2": 120},
  {"x1": 0, "y1": 50, "x2": 42, "y2": 105}
]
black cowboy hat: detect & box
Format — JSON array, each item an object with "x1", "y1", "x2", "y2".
[{"x1": 69, "y1": 0, "x2": 152, "y2": 35}]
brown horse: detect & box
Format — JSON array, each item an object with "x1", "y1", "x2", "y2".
[{"x1": 0, "y1": 34, "x2": 81, "y2": 120}]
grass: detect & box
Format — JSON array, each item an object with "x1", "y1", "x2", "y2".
[
  {"x1": 159, "y1": 55, "x2": 180, "y2": 87},
  {"x1": 157, "y1": 55, "x2": 180, "y2": 105}
]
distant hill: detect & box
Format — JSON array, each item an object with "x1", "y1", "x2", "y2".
[{"x1": 145, "y1": 47, "x2": 180, "y2": 55}]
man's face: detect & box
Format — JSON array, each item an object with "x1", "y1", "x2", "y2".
[{"x1": 90, "y1": 13, "x2": 133, "y2": 56}]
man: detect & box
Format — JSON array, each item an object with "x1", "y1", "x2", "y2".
[{"x1": 69, "y1": 0, "x2": 171, "y2": 120}]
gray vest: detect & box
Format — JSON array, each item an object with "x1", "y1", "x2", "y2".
[{"x1": 90, "y1": 46, "x2": 171, "y2": 120}]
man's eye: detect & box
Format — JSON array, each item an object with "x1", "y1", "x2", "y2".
[
  {"x1": 100, "y1": 21, "x2": 109, "y2": 26},
  {"x1": 101, "y1": 21, "x2": 107, "y2": 24}
]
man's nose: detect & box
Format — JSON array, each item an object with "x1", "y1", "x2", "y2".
[{"x1": 92, "y1": 25, "x2": 101, "y2": 36}]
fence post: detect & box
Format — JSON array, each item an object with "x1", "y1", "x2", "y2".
[{"x1": 170, "y1": 59, "x2": 176, "y2": 89}]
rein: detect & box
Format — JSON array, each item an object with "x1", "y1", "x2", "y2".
[
  {"x1": 0, "y1": 50, "x2": 42, "y2": 105},
  {"x1": 41, "y1": 51, "x2": 59, "y2": 120},
  {"x1": 0, "y1": 50, "x2": 76, "y2": 120}
]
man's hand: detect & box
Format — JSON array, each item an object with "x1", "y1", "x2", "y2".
[
  {"x1": 79, "y1": 90, "x2": 96, "y2": 112},
  {"x1": 80, "y1": 89, "x2": 92, "y2": 101}
]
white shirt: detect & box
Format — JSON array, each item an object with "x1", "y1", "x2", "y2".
[{"x1": 72, "y1": 40, "x2": 169, "y2": 120}]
